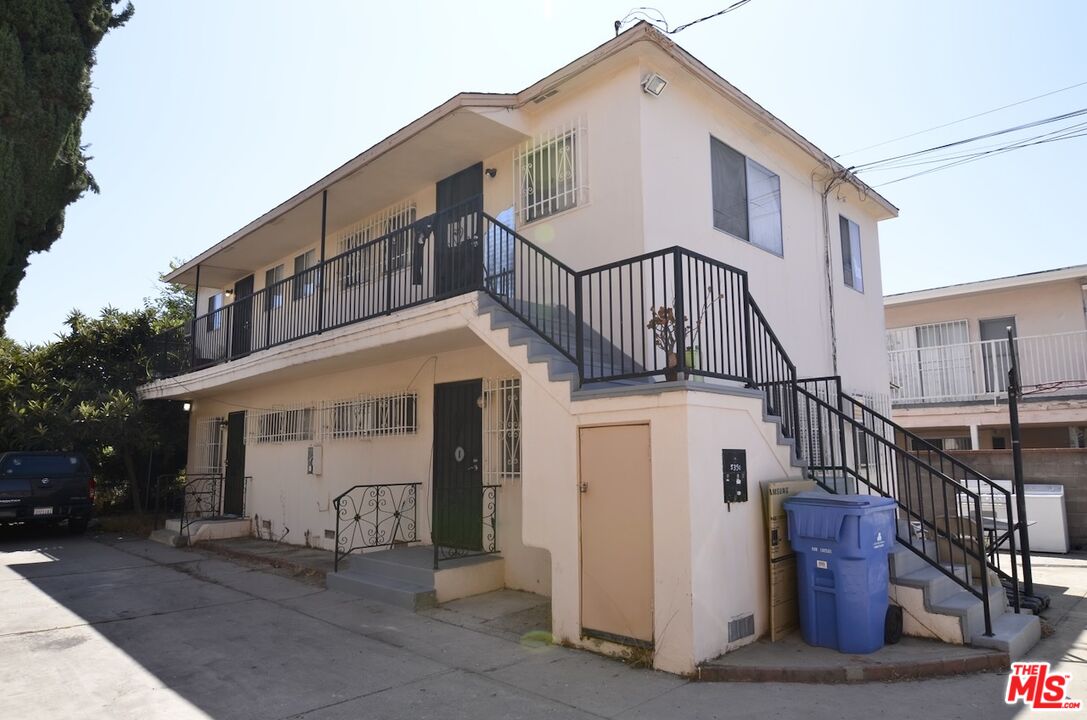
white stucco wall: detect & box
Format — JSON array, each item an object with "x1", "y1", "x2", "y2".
[
  {"x1": 635, "y1": 49, "x2": 891, "y2": 400},
  {"x1": 186, "y1": 342, "x2": 552, "y2": 596}
]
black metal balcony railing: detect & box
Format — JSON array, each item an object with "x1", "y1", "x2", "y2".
[{"x1": 149, "y1": 198, "x2": 787, "y2": 396}]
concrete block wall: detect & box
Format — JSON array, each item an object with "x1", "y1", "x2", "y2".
[{"x1": 947, "y1": 449, "x2": 1087, "y2": 550}]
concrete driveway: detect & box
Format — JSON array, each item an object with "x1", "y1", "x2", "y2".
[{"x1": 0, "y1": 529, "x2": 1082, "y2": 719}]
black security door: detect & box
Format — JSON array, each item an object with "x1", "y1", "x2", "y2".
[
  {"x1": 223, "y1": 411, "x2": 246, "y2": 516},
  {"x1": 231, "y1": 275, "x2": 255, "y2": 358},
  {"x1": 435, "y1": 163, "x2": 484, "y2": 296},
  {"x1": 432, "y1": 380, "x2": 484, "y2": 551}
]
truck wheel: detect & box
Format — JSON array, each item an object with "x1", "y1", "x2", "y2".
[
  {"x1": 68, "y1": 518, "x2": 89, "y2": 535},
  {"x1": 885, "y1": 605, "x2": 904, "y2": 645}
]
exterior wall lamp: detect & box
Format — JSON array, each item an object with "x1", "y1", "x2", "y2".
[
  {"x1": 642, "y1": 73, "x2": 667, "y2": 96},
  {"x1": 182, "y1": 401, "x2": 191, "y2": 412}
]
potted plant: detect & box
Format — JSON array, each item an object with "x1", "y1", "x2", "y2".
[{"x1": 647, "y1": 285, "x2": 726, "y2": 382}]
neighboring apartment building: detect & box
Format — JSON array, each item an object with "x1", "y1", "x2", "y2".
[
  {"x1": 139, "y1": 24, "x2": 1037, "y2": 672},
  {"x1": 885, "y1": 265, "x2": 1087, "y2": 450}
]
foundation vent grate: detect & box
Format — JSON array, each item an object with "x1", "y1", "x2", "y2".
[
  {"x1": 728, "y1": 614, "x2": 755, "y2": 643},
  {"x1": 324, "y1": 529, "x2": 335, "y2": 540}
]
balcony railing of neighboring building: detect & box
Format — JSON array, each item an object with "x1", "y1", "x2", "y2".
[{"x1": 888, "y1": 330, "x2": 1087, "y2": 405}]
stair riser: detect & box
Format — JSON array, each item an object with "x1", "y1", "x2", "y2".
[
  {"x1": 326, "y1": 573, "x2": 436, "y2": 610},
  {"x1": 347, "y1": 556, "x2": 435, "y2": 586}
]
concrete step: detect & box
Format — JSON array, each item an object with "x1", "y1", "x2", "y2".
[
  {"x1": 150, "y1": 528, "x2": 186, "y2": 548},
  {"x1": 348, "y1": 552, "x2": 435, "y2": 586},
  {"x1": 971, "y1": 611, "x2": 1042, "y2": 660},
  {"x1": 326, "y1": 569, "x2": 436, "y2": 611}
]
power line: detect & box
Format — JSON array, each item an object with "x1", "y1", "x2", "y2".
[
  {"x1": 858, "y1": 119, "x2": 1087, "y2": 173},
  {"x1": 847, "y1": 106, "x2": 1087, "y2": 172},
  {"x1": 615, "y1": 0, "x2": 753, "y2": 36},
  {"x1": 835, "y1": 78, "x2": 1087, "y2": 158},
  {"x1": 871, "y1": 129, "x2": 1087, "y2": 188}
]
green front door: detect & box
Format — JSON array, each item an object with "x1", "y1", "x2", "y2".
[{"x1": 432, "y1": 379, "x2": 483, "y2": 551}]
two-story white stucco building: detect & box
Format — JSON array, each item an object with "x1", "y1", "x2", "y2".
[{"x1": 141, "y1": 23, "x2": 1039, "y2": 673}]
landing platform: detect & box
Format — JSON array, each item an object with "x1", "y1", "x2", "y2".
[{"x1": 698, "y1": 631, "x2": 1008, "y2": 683}]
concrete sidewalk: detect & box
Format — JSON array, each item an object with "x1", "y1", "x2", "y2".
[{"x1": 0, "y1": 528, "x2": 1083, "y2": 719}]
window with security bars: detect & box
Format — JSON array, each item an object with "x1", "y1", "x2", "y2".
[
  {"x1": 483, "y1": 378, "x2": 521, "y2": 482},
  {"x1": 321, "y1": 392, "x2": 418, "y2": 439},
  {"x1": 337, "y1": 202, "x2": 417, "y2": 287},
  {"x1": 247, "y1": 405, "x2": 315, "y2": 444},
  {"x1": 515, "y1": 120, "x2": 588, "y2": 225},
  {"x1": 193, "y1": 417, "x2": 224, "y2": 473}
]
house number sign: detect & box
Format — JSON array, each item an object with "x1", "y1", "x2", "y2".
[{"x1": 454, "y1": 447, "x2": 465, "y2": 462}]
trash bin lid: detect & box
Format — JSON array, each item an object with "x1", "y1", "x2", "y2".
[{"x1": 783, "y1": 491, "x2": 896, "y2": 510}]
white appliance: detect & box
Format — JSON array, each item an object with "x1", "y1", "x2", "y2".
[{"x1": 991, "y1": 480, "x2": 1070, "y2": 554}]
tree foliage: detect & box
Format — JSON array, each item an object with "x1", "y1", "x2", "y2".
[
  {"x1": 0, "y1": 0, "x2": 134, "y2": 329},
  {"x1": 0, "y1": 290, "x2": 188, "y2": 513}
]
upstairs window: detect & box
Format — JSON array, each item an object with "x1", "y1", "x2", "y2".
[
  {"x1": 839, "y1": 216, "x2": 863, "y2": 292},
  {"x1": 710, "y1": 137, "x2": 783, "y2": 255},
  {"x1": 293, "y1": 250, "x2": 318, "y2": 299},
  {"x1": 515, "y1": 119, "x2": 588, "y2": 225},
  {"x1": 338, "y1": 202, "x2": 417, "y2": 287},
  {"x1": 206, "y1": 293, "x2": 224, "y2": 331},
  {"x1": 265, "y1": 264, "x2": 285, "y2": 310}
]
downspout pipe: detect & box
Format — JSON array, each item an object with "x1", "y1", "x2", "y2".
[{"x1": 819, "y1": 172, "x2": 846, "y2": 377}]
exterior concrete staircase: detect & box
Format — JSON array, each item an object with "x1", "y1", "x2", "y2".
[
  {"x1": 475, "y1": 294, "x2": 807, "y2": 472},
  {"x1": 478, "y1": 292, "x2": 1040, "y2": 657},
  {"x1": 887, "y1": 540, "x2": 1041, "y2": 659}
]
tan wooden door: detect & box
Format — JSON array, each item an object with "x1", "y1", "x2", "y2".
[{"x1": 578, "y1": 424, "x2": 653, "y2": 646}]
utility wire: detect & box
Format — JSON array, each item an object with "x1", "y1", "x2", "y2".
[
  {"x1": 615, "y1": 0, "x2": 753, "y2": 36},
  {"x1": 871, "y1": 129, "x2": 1087, "y2": 187},
  {"x1": 835, "y1": 78, "x2": 1087, "y2": 158},
  {"x1": 846, "y1": 106, "x2": 1087, "y2": 172}
]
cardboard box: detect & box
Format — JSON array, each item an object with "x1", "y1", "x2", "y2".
[{"x1": 762, "y1": 479, "x2": 815, "y2": 641}]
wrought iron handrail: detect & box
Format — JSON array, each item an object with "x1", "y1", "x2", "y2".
[
  {"x1": 333, "y1": 482, "x2": 421, "y2": 571},
  {"x1": 432, "y1": 484, "x2": 500, "y2": 568}
]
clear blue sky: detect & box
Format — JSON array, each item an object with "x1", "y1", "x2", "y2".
[{"x1": 7, "y1": 0, "x2": 1087, "y2": 344}]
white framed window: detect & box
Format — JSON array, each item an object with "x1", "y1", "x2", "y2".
[
  {"x1": 194, "y1": 417, "x2": 224, "y2": 474},
  {"x1": 839, "y1": 216, "x2": 863, "y2": 291},
  {"x1": 483, "y1": 378, "x2": 521, "y2": 482},
  {"x1": 515, "y1": 119, "x2": 589, "y2": 225},
  {"x1": 321, "y1": 392, "x2": 418, "y2": 439},
  {"x1": 710, "y1": 137, "x2": 783, "y2": 256},
  {"x1": 293, "y1": 250, "x2": 318, "y2": 299},
  {"x1": 337, "y1": 202, "x2": 417, "y2": 288},
  {"x1": 206, "y1": 293, "x2": 224, "y2": 331},
  {"x1": 265, "y1": 264, "x2": 285, "y2": 310},
  {"x1": 247, "y1": 404, "x2": 315, "y2": 444}
]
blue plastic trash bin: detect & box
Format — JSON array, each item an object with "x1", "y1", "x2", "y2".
[{"x1": 782, "y1": 492, "x2": 897, "y2": 654}]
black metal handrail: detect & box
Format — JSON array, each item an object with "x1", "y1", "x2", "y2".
[
  {"x1": 433, "y1": 484, "x2": 500, "y2": 568},
  {"x1": 333, "y1": 482, "x2": 421, "y2": 571},
  {"x1": 791, "y1": 381, "x2": 996, "y2": 637}
]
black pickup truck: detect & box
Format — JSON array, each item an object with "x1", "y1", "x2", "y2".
[{"x1": 0, "y1": 452, "x2": 95, "y2": 533}]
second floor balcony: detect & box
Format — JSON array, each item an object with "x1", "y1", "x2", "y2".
[{"x1": 888, "y1": 330, "x2": 1087, "y2": 405}]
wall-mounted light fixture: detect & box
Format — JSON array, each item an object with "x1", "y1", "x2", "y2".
[
  {"x1": 642, "y1": 73, "x2": 668, "y2": 96},
  {"x1": 224, "y1": 289, "x2": 235, "y2": 300},
  {"x1": 485, "y1": 168, "x2": 497, "y2": 178},
  {"x1": 182, "y1": 401, "x2": 192, "y2": 412}
]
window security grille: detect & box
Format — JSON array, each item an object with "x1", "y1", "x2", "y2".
[
  {"x1": 194, "y1": 417, "x2": 224, "y2": 473},
  {"x1": 336, "y1": 201, "x2": 417, "y2": 287},
  {"x1": 246, "y1": 404, "x2": 316, "y2": 444},
  {"x1": 482, "y1": 378, "x2": 521, "y2": 482},
  {"x1": 320, "y1": 392, "x2": 418, "y2": 440},
  {"x1": 514, "y1": 118, "x2": 589, "y2": 225}
]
